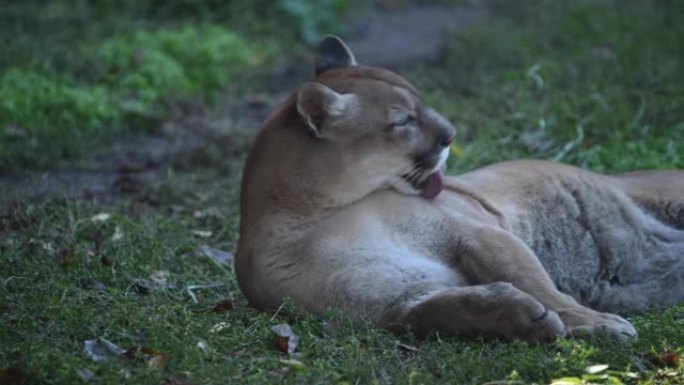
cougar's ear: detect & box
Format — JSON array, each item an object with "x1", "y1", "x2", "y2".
[
  {"x1": 296, "y1": 82, "x2": 356, "y2": 138},
  {"x1": 315, "y1": 35, "x2": 357, "y2": 76}
]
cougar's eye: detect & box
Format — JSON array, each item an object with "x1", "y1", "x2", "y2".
[{"x1": 396, "y1": 114, "x2": 416, "y2": 127}]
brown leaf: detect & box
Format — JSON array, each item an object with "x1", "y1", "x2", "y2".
[
  {"x1": 272, "y1": 323, "x2": 299, "y2": 355},
  {"x1": 56, "y1": 246, "x2": 75, "y2": 268},
  {"x1": 660, "y1": 352, "x2": 681, "y2": 367},
  {"x1": 212, "y1": 300, "x2": 234, "y2": 313},
  {"x1": 148, "y1": 354, "x2": 170, "y2": 370},
  {"x1": 123, "y1": 345, "x2": 162, "y2": 362},
  {"x1": 645, "y1": 350, "x2": 682, "y2": 368}
]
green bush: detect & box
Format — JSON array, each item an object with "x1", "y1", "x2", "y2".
[
  {"x1": 0, "y1": 26, "x2": 268, "y2": 170},
  {"x1": 98, "y1": 26, "x2": 263, "y2": 108},
  {"x1": 0, "y1": 69, "x2": 119, "y2": 131},
  {"x1": 0, "y1": 69, "x2": 122, "y2": 169}
]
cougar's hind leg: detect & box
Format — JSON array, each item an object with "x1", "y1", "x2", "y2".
[
  {"x1": 592, "y1": 170, "x2": 684, "y2": 312},
  {"x1": 618, "y1": 170, "x2": 684, "y2": 229},
  {"x1": 382, "y1": 282, "x2": 566, "y2": 342}
]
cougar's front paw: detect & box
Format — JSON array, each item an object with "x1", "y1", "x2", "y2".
[
  {"x1": 498, "y1": 287, "x2": 566, "y2": 342},
  {"x1": 558, "y1": 308, "x2": 637, "y2": 341},
  {"x1": 527, "y1": 309, "x2": 566, "y2": 342}
]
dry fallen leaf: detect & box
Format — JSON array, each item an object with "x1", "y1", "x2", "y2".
[
  {"x1": 76, "y1": 368, "x2": 96, "y2": 381},
  {"x1": 84, "y1": 337, "x2": 125, "y2": 361},
  {"x1": 656, "y1": 351, "x2": 681, "y2": 367},
  {"x1": 279, "y1": 358, "x2": 306, "y2": 371},
  {"x1": 397, "y1": 342, "x2": 420, "y2": 353},
  {"x1": 646, "y1": 350, "x2": 682, "y2": 368},
  {"x1": 585, "y1": 364, "x2": 609, "y2": 374},
  {"x1": 272, "y1": 323, "x2": 299, "y2": 355},
  {"x1": 150, "y1": 270, "x2": 169, "y2": 286},
  {"x1": 199, "y1": 245, "x2": 234, "y2": 265},
  {"x1": 111, "y1": 226, "x2": 124, "y2": 241},
  {"x1": 161, "y1": 373, "x2": 198, "y2": 385},
  {"x1": 56, "y1": 246, "x2": 75, "y2": 268},
  {"x1": 210, "y1": 322, "x2": 229, "y2": 333},
  {"x1": 196, "y1": 341, "x2": 209, "y2": 353},
  {"x1": 660, "y1": 352, "x2": 681, "y2": 367},
  {"x1": 91, "y1": 213, "x2": 111, "y2": 223},
  {"x1": 185, "y1": 283, "x2": 226, "y2": 303},
  {"x1": 148, "y1": 354, "x2": 170, "y2": 370},
  {"x1": 193, "y1": 207, "x2": 222, "y2": 219},
  {"x1": 212, "y1": 299, "x2": 234, "y2": 313}
]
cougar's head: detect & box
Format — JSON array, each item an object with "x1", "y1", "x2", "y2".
[{"x1": 295, "y1": 36, "x2": 456, "y2": 199}]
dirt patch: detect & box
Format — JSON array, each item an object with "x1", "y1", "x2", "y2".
[
  {"x1": 346, "y1": 4, "x2": 486, "y2": 68},
  {"x1": 0, "y1": 3, "x2": 486, "y2": 206}
]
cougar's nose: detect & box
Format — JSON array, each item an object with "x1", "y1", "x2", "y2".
[
  {"x1": 440, "y1": 132, "x2": 455, "y2": 148},
  {"x1": 424, "y1": 107, "x2": 456, "y2": 149}
]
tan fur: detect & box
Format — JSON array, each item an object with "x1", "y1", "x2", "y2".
[{"x1": 236, "y1": 38, "x2": 684, "y2": 341}]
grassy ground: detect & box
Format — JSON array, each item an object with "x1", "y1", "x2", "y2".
[{"x1": 2, "y1": 0, "x2": 684, "y2": 384}]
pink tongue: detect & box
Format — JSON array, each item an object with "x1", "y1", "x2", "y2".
[{"x1": 420, "y1": 169, "x2": 444, "y2": 200}]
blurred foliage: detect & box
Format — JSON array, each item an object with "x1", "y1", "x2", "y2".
[
  {"x1": 422, "y1": 0, "x2": 684, "y2": 174},
  {"x1": 97, "y1": 26, "x2": 265, "y2": 107},
  {"x1": 0, "y1": 28, "x2": 266, "y2": 171},
  {"x1": 279, "y1": 0, "x2": 351, "y2": 44},
  {"x1": 0, "y1": 0, "x2": 353, "y2": 171},
  {"x1": 0, "y1": 70, "x2": 120, "y2": 167}
]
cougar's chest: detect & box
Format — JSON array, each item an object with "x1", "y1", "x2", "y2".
[{"x1": 359, "y1": 191, "x2": 481, "y2": 262}]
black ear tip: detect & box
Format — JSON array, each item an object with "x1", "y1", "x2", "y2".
[
  {"x1": 315, "y1": 35, "x2": 356, "y2": 76},
  {"x1": 319, "y1": 35, "x2": 346, "y2": 51},
  {"x1": 317, "y1": 35, "x2": 353, "y2": 60}
]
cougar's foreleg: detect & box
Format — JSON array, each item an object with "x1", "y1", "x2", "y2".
[
  {"x1": 457, "y1": 226, "x2": 637, "y2": 340},
  {"x1": 383, "y1": 282, "x2": 565, "y2": 342}
]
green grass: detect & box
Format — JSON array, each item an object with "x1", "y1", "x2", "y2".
[
  {"x1": 2, "y1": 0, "x2": 684, "y2": 384},
  {"x1": 2, "y1": 178, "x2": 683, "y2": 384}
]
